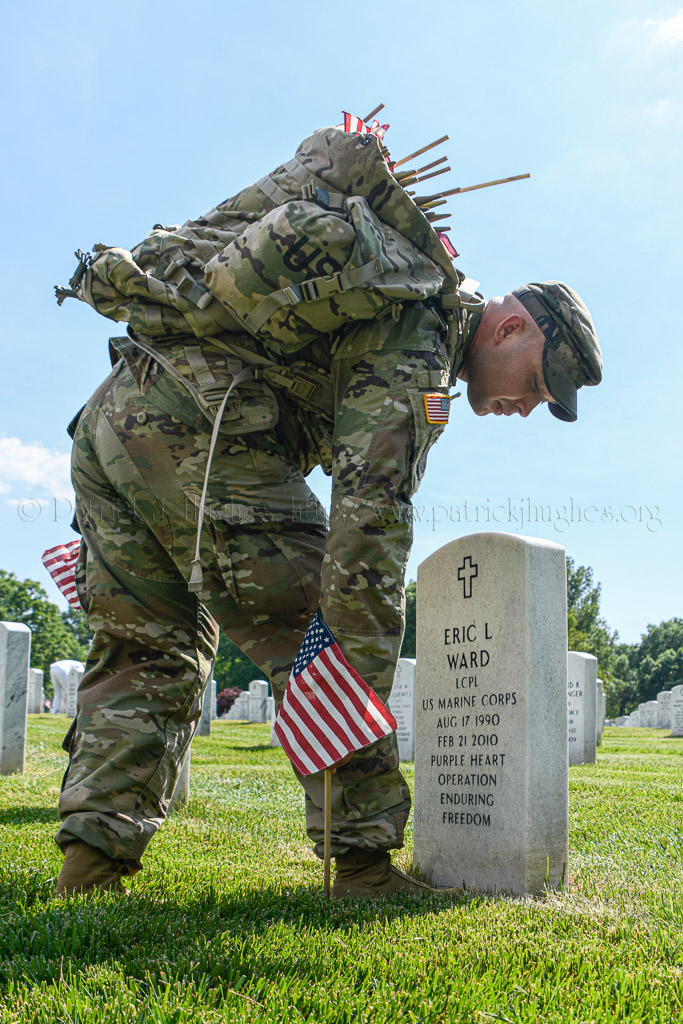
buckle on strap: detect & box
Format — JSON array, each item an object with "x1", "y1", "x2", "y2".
[
  {"x1": 299, "y1": 279, "x2": 319, "y2": 302},
  {"x1": 301, "y1": 182, "x2": 330, "y2": 209},
  {"x1": 288, "y1": 378, "x2": 316, "y2": 401}
]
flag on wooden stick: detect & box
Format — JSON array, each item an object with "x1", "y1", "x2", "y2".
[
  {"x1": 275, "y1": 610, "x2": 397, "y2": 776},
  {"x1": 41, "y1": 540, "x2": 82, "y2": 609},
  {"x1": 341, "y1": 111, "x2": 390, "y2": 141}
]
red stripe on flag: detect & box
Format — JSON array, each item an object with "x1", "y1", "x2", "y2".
[
  {"x1": 277, "y1": 704, "x2": 326, "y2": 774},
  {"x1": 289, "y1": 672, "x2": 354, "y2": 758},
  {"x1": 275, "y1": 713, "x2": 315, "y2": 776},
  {"x1": 306, "y1": 656, "x2": 372, "y2": 748},
  {"x1": 285, "y1": 684, "x2": 348, "y2": 763},
  {"x1": 320, "y1": 647, "x2": 390, "y2": 741},
  {"x1": 327, "y1": 644, "x2": 398, "y2": 730}
]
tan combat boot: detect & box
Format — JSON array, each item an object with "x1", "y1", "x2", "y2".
[
  {"x1": 55, "y1": 840, "x2": 139, "y2": 897},
  {"x1": 332, "y1": 848, "x2": 448, "y2": 898}
]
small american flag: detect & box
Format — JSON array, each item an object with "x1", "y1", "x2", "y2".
[
  {"x1": 41, "y1": 540, "x2": 82, "y2": 609},
  {"x1": 275, "y1": 610, "x2": 397, "y2": 776},
  {"x1": 341, "y1": 111, "x2": 390, "y2": 141},
  {"x1": 424, "y1": 393, "x2": 451, "y2": 424}
]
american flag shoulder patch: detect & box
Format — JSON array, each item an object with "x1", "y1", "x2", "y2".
[{"x1": 424, "y1": 393, "x2": 451, "y2": 424}]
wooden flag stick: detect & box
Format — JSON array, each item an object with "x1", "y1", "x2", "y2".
[
  {"x1": 363, "y1": 103, "x2": 385, "y2": 122},
  {"x1": 454, "y1": 172, "x2": 531, "y2": 194},
  {"x1": 415, "y1": 155, "x2": 448, "y2": 174},
  {"x1": 416, "y1": 198, "x2": 448, "y2": 211},
  {"x1": 323, "y1": 768, "x2": 333, "y2": 897},
  {"x1": 393, "y1": 135, "x2": 450, "y2": 168},
  {"x1": 414, "y1": 166, "x2": 451, "y2": 184},
  {"x1": 436, "y1": 173, "x2": 531, "y2": 199}
]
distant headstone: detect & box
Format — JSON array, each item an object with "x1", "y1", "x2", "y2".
[
  {"x1": 614, "y1": 716, "x2": 628, "y2": 727},
  {"x1": 642, "y1": 701, "x2": 658, "y2": 728},
  {"x1": 197, "y1": 684, "x2": 212, "y2": 736},
  {"x1": 596, "y1": 678, "x2": 604, "y2": 746},
  {"x1": 66, "y1": 665, "x2": 83, "y2": 718},
  {"x1": 248, "y1": 679, "x2": 269, "y2": 723},
  {"x1": 670, "y1": 686, "x2": 683, "y2": 737},
  {"x1": 413, "y1": 533, "x2": 568, "y2": 896},
  {"x1": 210, "y1": 679, "x2": 217, "y2": 720},
  {"x1": 656, "y1": 691, "x2": 672, "y2": 729},
  {"x1": 50, "y1": 660, "x2": 84, "y2": 715},
  {"x1": 630, "y1": 710, "x2": 642, "y2": 727},
  {"x1": 224, "y1": 690, "x2": 250, "y2": 720},
  {"x1": 0, "y1": 622, "x2": 31, "y2": 775},
  {"x1": 28, "y1": 668, "x2": 44, "y2": 714},
  {"x1": 388, "y1": 658, "x2": 416, "y2": 761},
  {"x1": 268, "y1": 696, "x2": 281, "y2": 747},
  {"x1": 567, "y1": 652, "x2": 598, "y2": 766}
]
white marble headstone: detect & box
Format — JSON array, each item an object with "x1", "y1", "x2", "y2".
[
  {"x1": 413, "y1": 533, "x2": 569, "y2": 896},
  {"x1": 670, "y1": 685, "x2": 683, "y2": 737},
  {"x1": 49, "y1": 660, "x2": 83, "y2": 715},
  {"x1": 28, "y1": 668, "x2": 44, "y2": 714},
  {"x1": 642, "y1": 701, "x2": 658, "y2": 728},
  {"x1": 0, "y1": 622, "x2": 31, "y2": 775},
  {"x1": 65, "y1": 665, "x2": 83, "y2": 718},
  {"x1": 210, "y1": 678, "x2": 217, "y2": 720},
  {"x1": 596, "y1": 678, "x2": 605, "y2": 746},
  {"x1": 268, "y1": 696, "x2": 281, "y2": 747},
  {"x1": 656, "y1": 691, "x2": 672, "y2": 729},
  {"x1": 197, "y1": 681, "x2": 212, "y2": 736},
  {"x1": 225, "y1": 690, "x2": 250, "y2": 720},
  {"x1": 248, "y1": 679, "x2": 269, "y2": 723},
  {"x1": 567, "y1": 652, "x2": 598, "y2": 766},
  {"x1": 614, "y1": 716, "x2": 628, "y2": 727},
  {"x1": 388, "y1": 658, "x2": 416, "y2": 761}
]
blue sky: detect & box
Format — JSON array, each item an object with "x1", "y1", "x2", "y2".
[{"x1": 0, "y1": 0, "x2": 681, "y2": 644}]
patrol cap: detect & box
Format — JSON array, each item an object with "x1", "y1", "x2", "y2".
[{"x1": 512, "y1": 282, "x2": 602, "y2": 422}]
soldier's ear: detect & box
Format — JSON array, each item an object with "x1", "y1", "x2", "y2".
[{"x1": 493, "y1": 314, "x2": 525, "y2": 345}]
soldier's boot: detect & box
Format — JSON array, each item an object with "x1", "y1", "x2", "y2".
[
  {"x1": 332, "y1": 848, "x2": 445, "y2": 898},
  {"x1": 55, "y1": 840, "x2": 140, "y2": 897}
]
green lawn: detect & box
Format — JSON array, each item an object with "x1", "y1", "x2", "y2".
[{"x1": 1, "y1": 719, "x2": 681, "y2": 1023}]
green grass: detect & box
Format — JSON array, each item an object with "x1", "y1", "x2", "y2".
[{"x1": 1, "y1": 720, "x2": 681, "y2": 1023}]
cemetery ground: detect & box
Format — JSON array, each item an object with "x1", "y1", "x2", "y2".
[{"x1": 0, "y1": 721, "x2": 681, "y2": 1024}]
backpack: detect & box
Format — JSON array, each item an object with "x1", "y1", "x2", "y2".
[{"x1": 55, "y1": 126, "x2": 465, "y2": 351}]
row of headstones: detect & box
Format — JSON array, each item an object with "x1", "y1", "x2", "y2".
[
  {"x1": 612, "y1": 688, "x2": 683, "y2": 732},
  {"x1": 3, "y1": 531, "x2": 682, "y2": 898},
  {"x1": 0, "y1": 627, "x2": 82, "y2": 773}
]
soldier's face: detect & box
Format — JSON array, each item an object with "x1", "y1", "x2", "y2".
[{"x1": 465, "y1": 320, "x2": 552, "y2": 418}]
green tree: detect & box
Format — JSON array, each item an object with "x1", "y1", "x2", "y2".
[
  {"x1": 213, "y1": 632, "x2": 260, "y2": 691},
  {"x1": 0, "y1": 570, "x2": 88, "y2": 691},
  {"x1": 566, "y1": 556, "x2": 618, "y2": 684},
  {"x1": 606, "y1": 650, "x2": 639, "y2": 717},
  {"x1": 627, "y1": 618, "x2": 683, "y2": 704}
]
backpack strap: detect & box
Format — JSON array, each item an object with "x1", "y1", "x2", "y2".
[{"x1": 244, "y1": 256, "x2": 383, "y2": 335}]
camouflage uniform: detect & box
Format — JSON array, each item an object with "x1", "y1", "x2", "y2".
[{"x1": 57, "y1": 302, "x2": 459, "y2": 863}]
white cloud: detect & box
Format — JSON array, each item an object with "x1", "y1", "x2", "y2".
[
  {"x1": 644, "y1": 10, "x2": 683, "y2": 45},
  {"x1": 0, "y1": 437, "x2": 73, "y2": 498}
]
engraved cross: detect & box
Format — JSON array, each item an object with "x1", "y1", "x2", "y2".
[{"x1": 457, "y1": 555, "x2": 478, "y2": 599}]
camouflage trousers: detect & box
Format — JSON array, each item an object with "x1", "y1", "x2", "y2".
[{"x1": 57, "y1": 305, "x2": 450, "y2": 863}]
